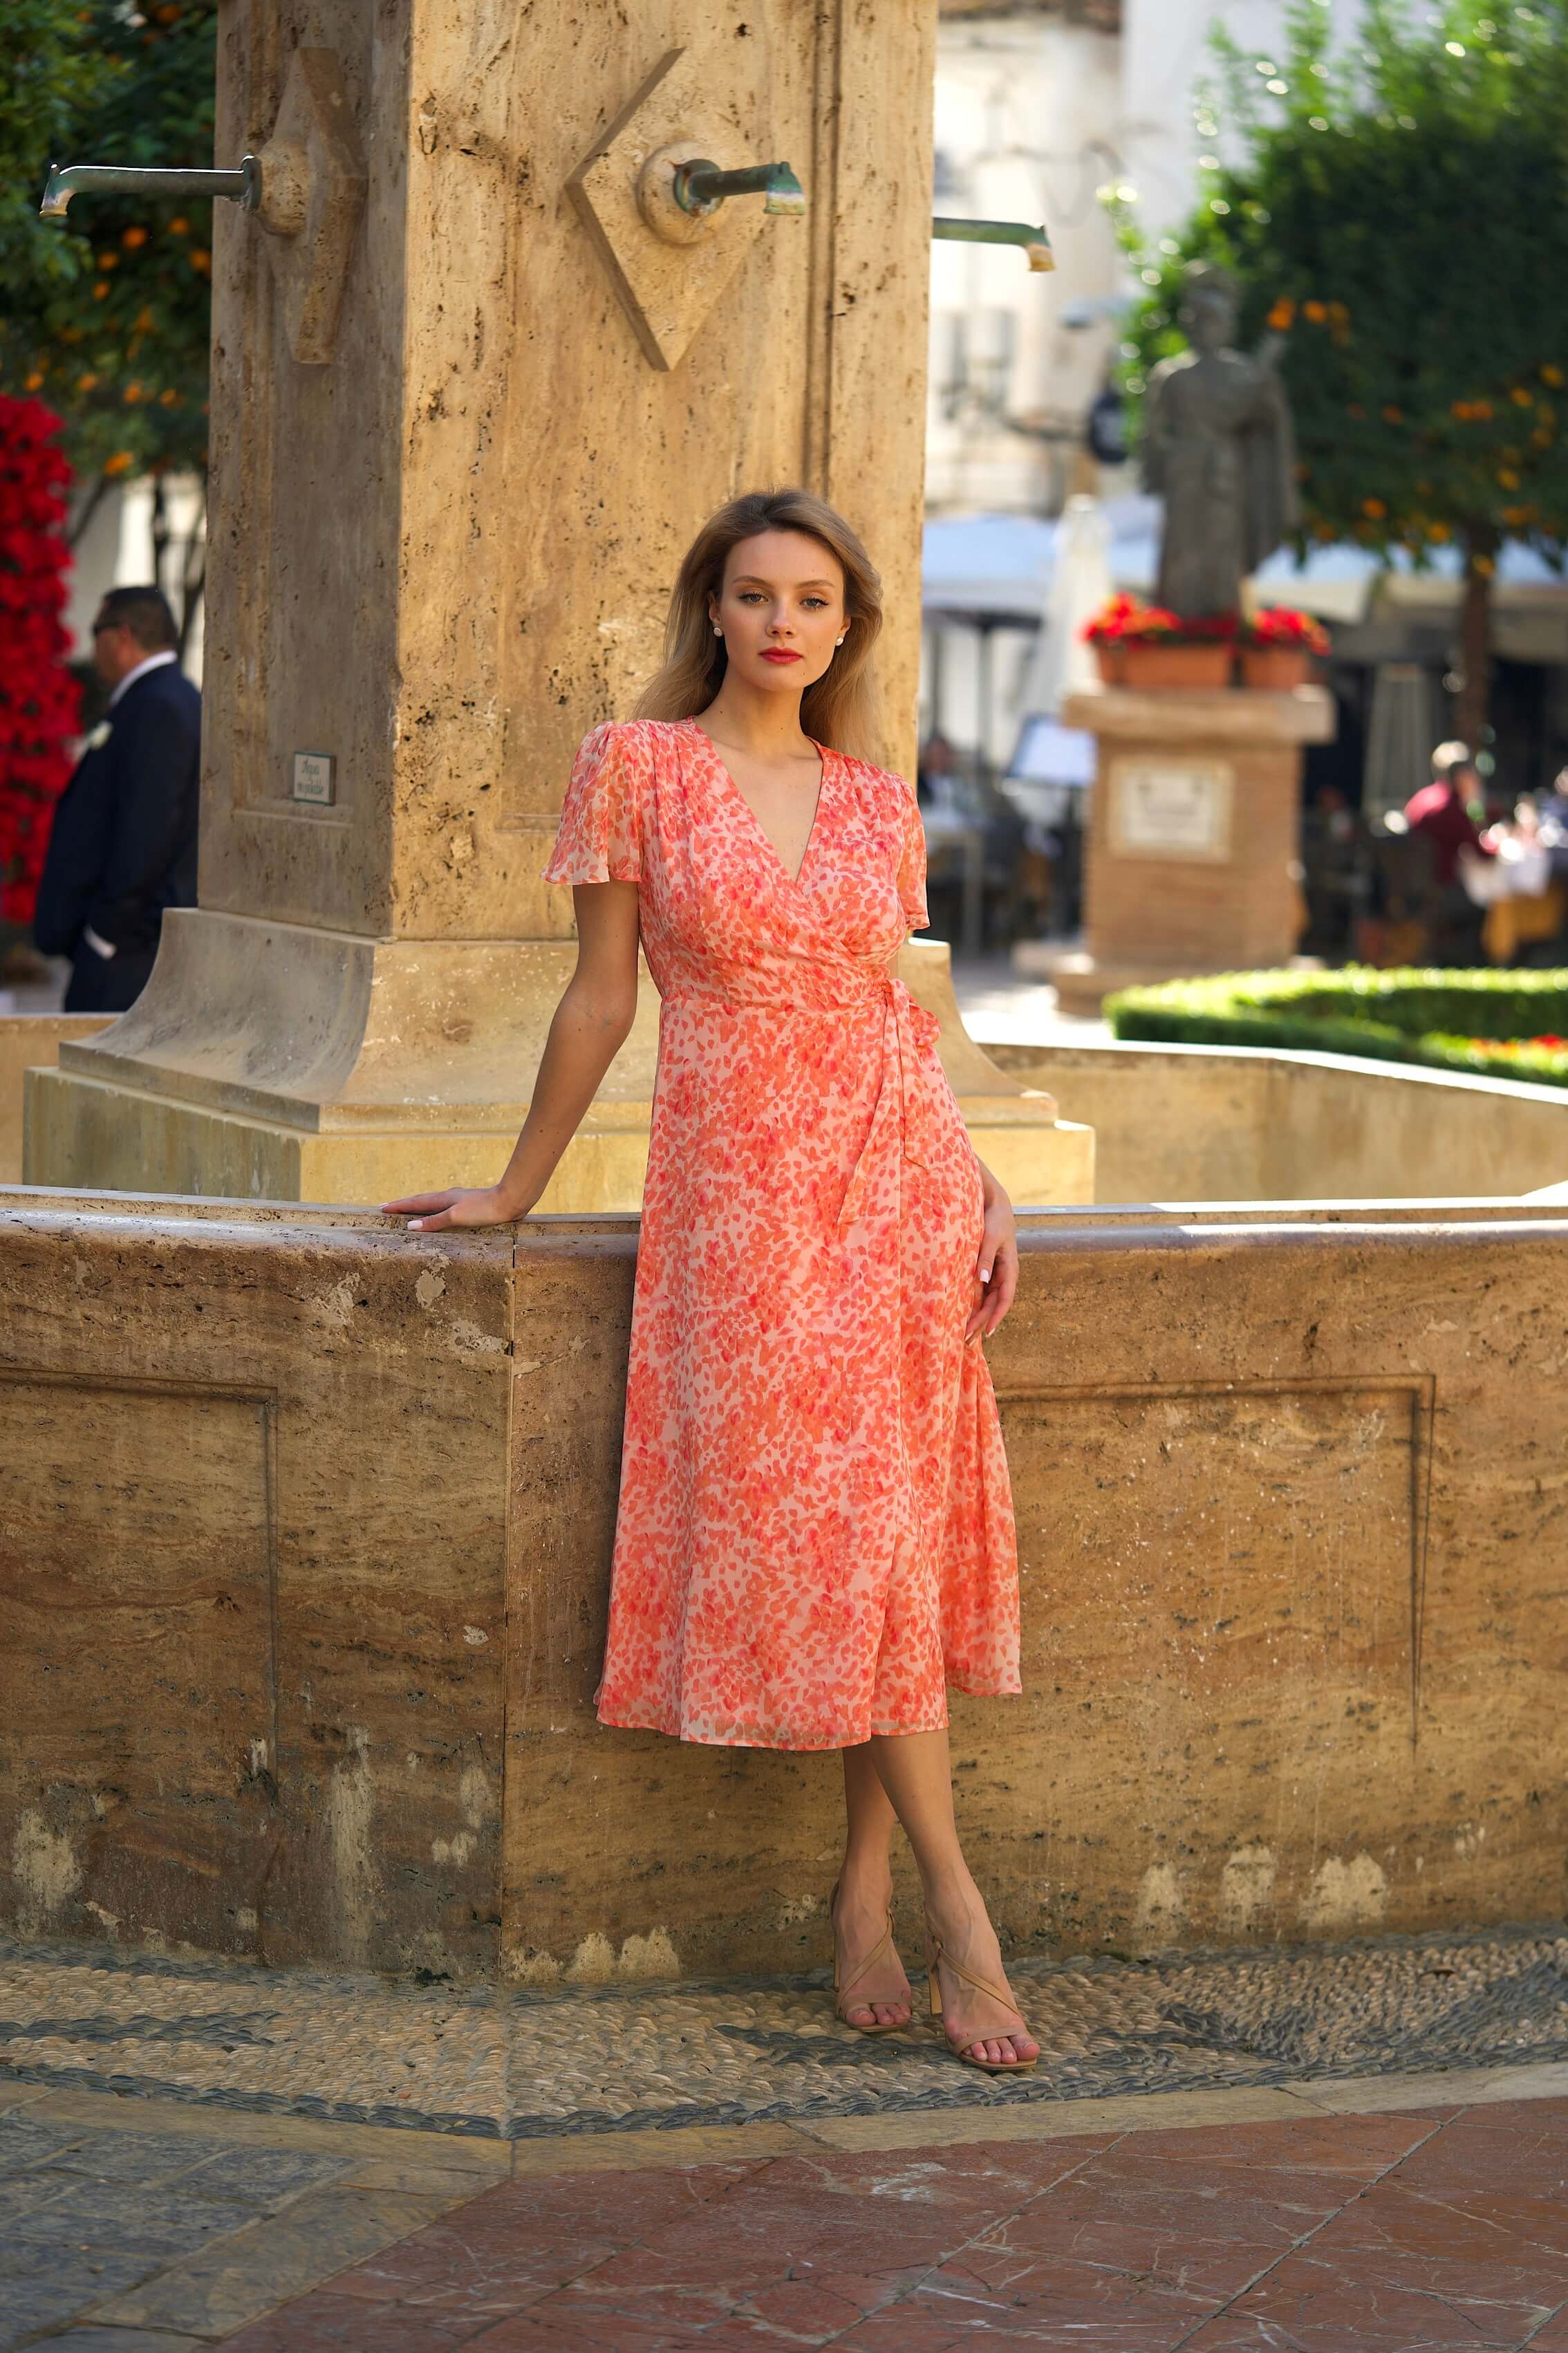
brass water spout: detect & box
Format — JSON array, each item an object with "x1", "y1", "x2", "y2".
[
  {"x1": 933, "y1": 216, "x2": 1054, "y2": 272},
  {"x1": 674, "y1": 160, "x2": 805, "y2": 218},
  {"x1": 41, "y1": 158, "x2": 259, "y2": 221}
]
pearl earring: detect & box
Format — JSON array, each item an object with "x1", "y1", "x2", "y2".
[
  {"x1": 836, "y1": 635, "x2": 846, "y2": 645},
  {"x1": 713, "y1": 624, "x2": 722, "y2": 638}
]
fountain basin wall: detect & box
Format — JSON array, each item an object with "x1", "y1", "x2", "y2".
[
  {"x1": 980, "y1": 1038, "x2": 1568, "y2": 1205},
  {"x1": 3, "y1": 1186, "x2": 1565, "y2": 1984}
]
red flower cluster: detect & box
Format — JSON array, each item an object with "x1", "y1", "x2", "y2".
[
  {"x1": 1244, "y1": 606, "x2": 1331, "y2": 655},
  {"x1": 0, "y1": 399, "x2": 79, "y2": 924},
  {"x1": 1083, "y1": 594, "x2": 1240, "y2": 647}
]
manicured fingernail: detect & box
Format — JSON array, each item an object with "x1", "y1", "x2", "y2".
[
  {"x1": 980, "y1": 1265, "x2": 992, "y2": 1282},
  {"x1": 409, "y1": 1220, "x2": 423, "y2": 1230}
]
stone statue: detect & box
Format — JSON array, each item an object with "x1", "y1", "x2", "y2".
[{"x1": 1144, "y1": 261, "x2": 1300, "y2": 620}]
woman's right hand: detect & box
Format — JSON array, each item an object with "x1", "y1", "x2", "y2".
[{"x1": 379, "y1": 1184, "x2": 527, "y2": 1233}]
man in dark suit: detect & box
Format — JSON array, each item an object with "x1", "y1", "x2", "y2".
[{"x1": 34, "y1": 585, "x2": 200, "y2": 1014}]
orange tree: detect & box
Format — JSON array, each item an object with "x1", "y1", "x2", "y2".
[
  {"x1": 1112, "y1": 0, "x2": 1568, "y2": 746},
  {"x1": 0, "y1": 0, "x2": 217, "y2": 636}
]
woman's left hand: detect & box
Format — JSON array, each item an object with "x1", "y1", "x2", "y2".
[{"x1": 966, "y1": 1163, "x2": 1018, "y2": 1345}]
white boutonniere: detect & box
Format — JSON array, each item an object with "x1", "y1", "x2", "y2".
[{"x1": 84, "y1": 720, "x2": 112, "y2": 752}]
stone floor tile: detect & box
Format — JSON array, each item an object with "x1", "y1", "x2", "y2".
[
  {"x1": 328, "y1": 2230, "x2": 619, "y2": 2314},
  {"x1": 1112, "y1": 2111, "x2": 1452, "y2": 2175},
  {"x1": 342, "y1": 2157, "x2": 517, "y2": 2197},
  {"x1": 0, "y1": 2225, "x2": 162, "y2": 2293},
  {"x1": 912, "y1": 2286, "x2": 1213, "y2": 2351},
  {"x1": 0, "y1": 2168, "x2": 76, "y2": 2220},
  {"x1": 1320, "y1": 2184, "x2": 1568, "y2": 2266},
  {"x1": 26, "y1": 2333, "x2": 212, "y2": 2352},
  {"x1": 1007, "y1": 2170, "x2": 1355, "y2": 2242},
  {"x1": 218, "y1": 2289, "x2": 497, "y2": 2350},
  {"x1": 920, "y1": 2244, "x2": 1220, "y2": 2310},
  {"x1": 43, "y1": 2130, "x2": 232, "y2": 2184},
  {"x1": 171, "y1": 2143, "x2": 358, "y2": 2206},
  {"x1": 1180, "y1": 2257, "x2": 1539, "y2": 2350},
  {"x1": 827, "y1": 2314, "x2": 981, "y2": 2353},
  {"x1": 88, "y1": 2185, "x2": 456, "y2": 2336},
  {"x1": 733, "y1": 2137, "x2": 1109, "y2": 2209},
  {"x1": 463, "y1": 2304, "x2": 711, "y2": 2351},
  {"x1": 5, "y1": 2182, "x2": 252, "y2": 2260},
  {"x1": 469, "y1": 2163, "x2": 769, "y2": 2238},
  {"x1": 0, "y1": 2114, "x2": 88, "y2": 2175},
  {"x1": 1522, "y1": 2309, "x2": 1568, "y2": 2350},
  {"x1": 0, "y1": 2256, "x2": 185, "y2": 2348}
]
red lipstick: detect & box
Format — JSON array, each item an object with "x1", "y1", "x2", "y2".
[{"x1": 760, "y1": 649, "x2": 803, "y2": 663}]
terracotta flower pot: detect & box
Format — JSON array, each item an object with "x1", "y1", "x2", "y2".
[
  {"x1": 1094, "y1": 641, "x2": 1128, "y2": 685},
  {"x1": 1121, "y1": 641, "x2": 1233, "y2": 691},
  {"x1": 1242, "y1": 646, "x2": 1314, "y2": 690}
]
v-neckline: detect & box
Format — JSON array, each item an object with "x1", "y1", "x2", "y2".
[{"x1": 683, "y1": 716, "x2": 830, "y2": 892}]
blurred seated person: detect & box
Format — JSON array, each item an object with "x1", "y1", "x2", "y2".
[
  {"x1": 917, "y1": 731, "x2": 975, "y2": 817},
  {"x1": 1404, "y1": 741, "x2": 1492, "y2": 962},
  {"x1": 1538, "y1": 766, "x2": 1568, "y2": 880},
  {"x1": 1300, "y1": 781, "x2": 1361, "y2": 956},
  {"x1": 1460, "y1": 786, "x2": 1568, "y2": 964},
  {"x1": 1404, "y1": 741, "x2": 1493, "y2": 889}
]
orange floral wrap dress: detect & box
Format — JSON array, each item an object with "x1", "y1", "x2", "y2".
[{"x1": 543, "y1": 716, "x2": 1020, "y2": 1751}]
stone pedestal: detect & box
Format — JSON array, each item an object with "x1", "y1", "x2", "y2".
[
  {"x1": 24, "y1": 0, "x2": 1088, "y2": 1210},
  {"x1": 1049, "y1": 685, "x2": 1336, "y2": 1015}
]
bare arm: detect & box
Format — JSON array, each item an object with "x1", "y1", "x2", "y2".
[
  {"x1": 382, "y1": 879, "x2": 640, "y2": 1231},
  {"x1": 967, "y1": 1156, "x2": 1018, "y2": 1343}
]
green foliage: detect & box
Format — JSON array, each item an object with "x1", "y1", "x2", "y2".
[
  {"x1": 1107, "y1": 965, "x2": 1568, "y2": 1088},
  {"x1": 1108, "y1": 0, "x2": 1568, "y2": 573},
  {"x1": 0, "y1": 0, "x2": 218, "y2": 482}
]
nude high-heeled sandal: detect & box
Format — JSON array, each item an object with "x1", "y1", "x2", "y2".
[
  {"x1": 830, "y1": 1880, "x2": 910, "y2": 2036},
  {"x1": 924, "y1": 1922, "x2": 1038, "y2": 2074}
]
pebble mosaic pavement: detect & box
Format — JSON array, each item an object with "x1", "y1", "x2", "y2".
[{"x1": 3, "y1": 1927, "x2": 1567, "y2": 2143}]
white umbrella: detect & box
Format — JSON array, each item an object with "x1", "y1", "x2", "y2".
[{"x1": 1021, "y1": 494, "x2": 1113, "y2": 718}]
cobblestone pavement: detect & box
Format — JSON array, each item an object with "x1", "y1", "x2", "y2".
[
  {"x1": 2, "y1": 1927, "x2": 1567, "y2": 2347},
  {"x1": 2, "y1": 1928, "x2": 1565, "y2": 2142}
]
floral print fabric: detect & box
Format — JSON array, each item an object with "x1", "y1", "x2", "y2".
[{"x1": 543, "y1": 716, "x2": 1020, "y2": 1749}]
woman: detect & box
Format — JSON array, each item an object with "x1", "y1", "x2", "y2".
[{"x1": 384, "y1": 489, "x2": 1037, "y2": 2074}]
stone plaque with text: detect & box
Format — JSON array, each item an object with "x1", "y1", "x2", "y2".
[
  {"x1": 292, "y1": 751, "x2": 335, "y2": 806},
  {"x1": 1109, "y1": 758, "x2": 1233, "y2": 862}
]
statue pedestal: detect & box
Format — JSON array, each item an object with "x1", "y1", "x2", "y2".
[{"x1": 1051, "y1": 685, "x2": 1336, "y2": 1015}]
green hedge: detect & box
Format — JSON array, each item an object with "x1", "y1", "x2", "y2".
[{"x1": 1105, "y1": 967, "x2": 1568, "y2": 1088}]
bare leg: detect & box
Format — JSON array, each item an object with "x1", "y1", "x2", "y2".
[
  {"x1": 834, "y1": 1743, "x2": 913, "y2": 2028},
  {"x1": 868, "y1": 1727, "x2": 1039, "y2": 2067}
]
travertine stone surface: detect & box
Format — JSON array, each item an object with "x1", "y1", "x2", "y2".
[
  {"x1": 28, "y1": 932, "x2": 1092, "y2": 1209},
  {"x1": 0, "y1": 1016, "x2": 111, "y2": 1183},
  {"x1": 202, "y1": 0, "x2": 935, "y2": 938},
  {"x1": 0, "y1": 1193, "x2": 511, "y2": 1978},
  {"x1": 3, "y1": 1189, "x2": 1564, "y2": 1977},
  {"x1": 1060, "y1": 685, "x2": 1336, "y2": 1006},
  {"x1": 979, "y1": 1040, "x2": 1568, "y2": 1206},
  {"x1": 503, "y1": 1203, "x2": 1568, "y2": 1978}
]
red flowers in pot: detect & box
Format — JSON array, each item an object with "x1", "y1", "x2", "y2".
[
  {"x1": 1083, "y1": 597, "x2": 1237, "y2": 689},
  {"x1": 1239, "y1": 606, "x2": 1329, "y2": 689}
]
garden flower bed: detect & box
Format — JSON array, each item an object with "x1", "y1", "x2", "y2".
[{"x1": 1104, "y1": 967, "x2": 1568, "y2": 1090}]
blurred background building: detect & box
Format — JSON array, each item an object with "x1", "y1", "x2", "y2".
[{"x1": 920, "y1": 0, "x2": 1568, "y2": 960}]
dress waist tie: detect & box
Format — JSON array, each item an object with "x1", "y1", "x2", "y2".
[{"x1": 661, "y1": 973, "x2": 944, "y2": 1229}]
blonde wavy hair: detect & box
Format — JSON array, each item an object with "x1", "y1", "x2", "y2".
[{"x1": 634, "y1": 489, "x2": 884, "y2": 761}]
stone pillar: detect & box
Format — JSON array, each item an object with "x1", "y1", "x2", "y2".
[
  {"x1": 25, "y1": 0, "x2": 1090, "y2": 1209},
  {"x1": 1049, "y1": 685, "x2": 1336, "y2": 1015}
]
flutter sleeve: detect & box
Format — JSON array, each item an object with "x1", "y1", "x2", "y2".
[
  {"x1": 896, "y1": 785, "x2": 929, "y2": 933},
  {"x1": 541, "y1": 722, "x2": 644, "y2": 885}
]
